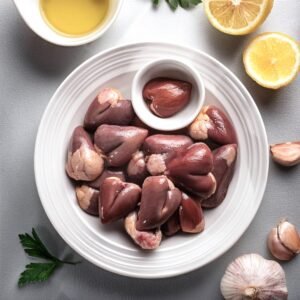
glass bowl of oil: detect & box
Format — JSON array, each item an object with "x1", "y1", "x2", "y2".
[{"x1": 13, "y1": 0, "x2": 123, "y2": 46}]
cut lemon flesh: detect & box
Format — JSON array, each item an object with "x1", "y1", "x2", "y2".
[
  {"x1": 204, "y1": 0, "x2": 273, "y2": 35},
  {"x1": 243, "y1": 32, "x2": 300, "y2": 89}
]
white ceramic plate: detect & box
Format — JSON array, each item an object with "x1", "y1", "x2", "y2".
[{"x1": 35, "y1": 42, "x2": 269, "y2": 278}]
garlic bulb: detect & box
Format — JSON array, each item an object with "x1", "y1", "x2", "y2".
[
  {"x1": 268, "y1": 219, "x2": 300, "y2": 261},
  {"x1": 221, "y1": 254, "x2": 288, "y2": 300}
]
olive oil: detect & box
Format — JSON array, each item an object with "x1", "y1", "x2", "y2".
[{"x1": 40, "y1": 0, "x2": 109, "y2": 36}]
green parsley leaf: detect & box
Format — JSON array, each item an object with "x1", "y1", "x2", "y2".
[
  {"x1": 19, "y1": 229, "x2": 56, "y2": 261},
  {"x1": 189, "y1": 0, "x2": 202, "y2": 5},
  {"x1": 168, "y1": 0, "x2": 179, "y2": 10},
  {"x1": 18, "y1": 228, "x2": 80, "y2": 287},
  {"x1": 179, "y1": 0, "x2": 190, "y2": 9},
  {"x1": 18, "y1": 262, "x2": 60, "y2": 287},
  {"x1": 152, "y1": 0, "x2": 202, "y2": 10}
]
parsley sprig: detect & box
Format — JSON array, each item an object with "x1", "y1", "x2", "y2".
[
  {"x1": 18, "y1": 228, "x2": 80, "y2": 287},
  {"x1": 152, "y1": 0, "x2": 202, "y2": 10}
]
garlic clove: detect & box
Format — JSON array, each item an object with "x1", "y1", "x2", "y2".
[
  {"x1": 267, "y1": 228, "x2": 295, "y2": 261},
  {"x1": 270, "y1": 142, "x2": 300, "y2": 167},
  {"x1": 278, "y1": 220, "x2": 300, "y2": 255},
  {"x1": 220, "y1": 253, "x2": 288, "y2": 300},
  {"x1": 267, "y1": 219, "x2": 300, "y2": 261}
]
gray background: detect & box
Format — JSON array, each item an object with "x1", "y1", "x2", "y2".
[{"x1": 1, "y1": 0, "x2": 299, "y2": 299}]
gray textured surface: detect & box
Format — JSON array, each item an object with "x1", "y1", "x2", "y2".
[{"x1": 1, "y1": 1, "x2": 299, "y2": 299}]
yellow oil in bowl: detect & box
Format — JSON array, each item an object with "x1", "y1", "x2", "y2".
[{"x1": 40, "y1": 0, "x2": 110, "y2": 36}]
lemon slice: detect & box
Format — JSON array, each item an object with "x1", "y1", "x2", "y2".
[
  {"x1": 204, "y1": 0, "x2": 273, "y2": 35},
  {"x1": 243, "y1": 32, "x2": 300, "y2": 89}
]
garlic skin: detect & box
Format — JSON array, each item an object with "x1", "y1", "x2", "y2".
[
  {"x1": 268, "y1": 219, "x2": 300, "y2": 261},
  {"x1": 221, "y1": 254, "x2": 288, "y2": 300}
]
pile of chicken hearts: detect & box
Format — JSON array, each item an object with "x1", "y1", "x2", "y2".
[{"x1": 66, "y1": 87, "x2": 238, "y2": 250}]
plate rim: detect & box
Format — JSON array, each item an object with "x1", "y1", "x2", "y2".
[{"x1": 34, "y1": 41, "x2": 269, "y2": 278}]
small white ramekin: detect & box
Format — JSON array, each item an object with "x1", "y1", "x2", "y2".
[
  {"x1": 12, "y1": 0, "x2": 123, "y2": 47},
  {"x1": 131, "y1": 58, "x2": 205, "y2": 131}
]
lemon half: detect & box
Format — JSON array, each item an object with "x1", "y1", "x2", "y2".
[
  {"x1": 204, "y1": 0, "x2": 273, "y2": 36},
  {"x1": 243, "y1": 32, "x2": 300, "y2": 89}
]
